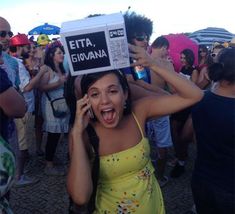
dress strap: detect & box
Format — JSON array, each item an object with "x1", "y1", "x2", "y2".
[{"x1": 132, "y1": 112, "x2": 144, "y2": 138}]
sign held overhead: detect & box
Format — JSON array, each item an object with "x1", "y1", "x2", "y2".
[{"x1": 60, "y1": 13, "x2": 130, "y2": 76}]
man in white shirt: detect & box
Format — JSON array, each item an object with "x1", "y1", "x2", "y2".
[{"x1": 9, "y1": 33, "x2": 46, "y2": 187}]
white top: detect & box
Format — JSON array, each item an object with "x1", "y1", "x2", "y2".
[{"x1": 16, "y1": 58, "x2": 35, "y2": 113}]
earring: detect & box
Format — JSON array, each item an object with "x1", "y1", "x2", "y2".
[{"x1": 124, "y1": 101, "x2": 127, "y2": 109}]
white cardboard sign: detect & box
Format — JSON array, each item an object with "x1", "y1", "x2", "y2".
[{"x1": 60, "y1": 13, "x2": 130, "y2": 76}]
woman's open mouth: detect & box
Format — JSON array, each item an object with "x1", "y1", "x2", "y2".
[{"x1": 101, "y1": 108, "x2": 116, "y2": 124}]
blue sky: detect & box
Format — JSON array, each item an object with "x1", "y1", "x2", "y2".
[{"x1": 1, "y1": 0, "x2": 234, "y2": 42}]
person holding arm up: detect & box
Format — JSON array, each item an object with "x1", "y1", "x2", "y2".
[{"x1": 67, "y1": 44, "x2": 203, "y2": 213}]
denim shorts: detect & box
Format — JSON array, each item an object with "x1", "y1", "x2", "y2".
[{"x1": 146, "y1": 116, "x2": 173, "y2": 148}]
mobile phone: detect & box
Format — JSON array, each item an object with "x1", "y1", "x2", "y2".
[{"x1": 88, "y1": 107, "x2": 94, "y2": 119}]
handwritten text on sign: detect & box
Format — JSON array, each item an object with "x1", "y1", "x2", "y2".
[{"x1": 65, "y1": 31, "x2": 110, "y2": 72}]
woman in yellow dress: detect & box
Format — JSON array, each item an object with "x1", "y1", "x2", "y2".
[{"x1": 67, "y1": 44, "x2": 203, "y2": 213}]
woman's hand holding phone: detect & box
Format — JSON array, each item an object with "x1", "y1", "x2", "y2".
[{"x1": 73, "y1": 94, "x2": 92, "y2": 135}]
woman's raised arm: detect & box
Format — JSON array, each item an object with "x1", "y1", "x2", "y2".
[{"x1": 129, "y1": 44, "x2": 203, "y2": 118}]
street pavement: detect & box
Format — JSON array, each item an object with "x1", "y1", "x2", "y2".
[{"x1": 10, "y1": 135, "x2": 195, "y2": 214}]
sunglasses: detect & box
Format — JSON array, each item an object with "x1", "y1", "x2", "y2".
[
  {"x1": 211, "y1": 53, "x2": 218, "y2": 58},
  {"x1": 134, "y1": 35, "x2": 149, "y2": 42},
  {"x1": 0, "y1": 31, "x2": 13, "y2": 38}
]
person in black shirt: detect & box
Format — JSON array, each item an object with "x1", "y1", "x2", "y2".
[{"x1": 191, "y1": 48, "x2": 235, "y2": 214}]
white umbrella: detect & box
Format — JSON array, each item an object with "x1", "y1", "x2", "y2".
[{"x1": 189, "y1": 27, "x2": 235, "y2": 48}]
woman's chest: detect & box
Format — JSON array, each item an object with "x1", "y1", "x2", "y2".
[{"x1": 96, "y1": 118, "x2": 143, "y2": 156}]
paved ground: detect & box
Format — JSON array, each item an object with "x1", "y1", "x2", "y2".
[{"x1": 10, "y1": 134, "x2": 196, "y2": 214}]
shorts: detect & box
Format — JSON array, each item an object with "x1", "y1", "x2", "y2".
[
  {"x1": 15, "y1": 112, "x2": 35, "y2": 151},
  {"x1": 146, "y1": 116, "x2": 173, "y2": 148}
]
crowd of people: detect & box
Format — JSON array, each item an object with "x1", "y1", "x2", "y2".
[{"x1": 0, "y1": 11, "x2": 234, "y2": 214}]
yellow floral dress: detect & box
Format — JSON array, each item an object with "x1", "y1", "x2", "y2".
[{"x1": 93, "y1": 113, "x2": 165, "y2": 214}]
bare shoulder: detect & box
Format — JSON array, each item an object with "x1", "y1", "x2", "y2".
[
  {"x1": 132, "y1": 98, "x2": 150, "y2": 123},
  {"x1": 40, "y1": 64, "x2": 53, "y2": 73},
  {"x1": 40, "y1": 64, "x2": 48, "y2": 71},
  {"x1": 39, "y1": 65, "x2": 52, "y2": 85}
]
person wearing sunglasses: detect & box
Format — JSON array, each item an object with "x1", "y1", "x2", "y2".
[
  {"x1": 0, "y1": 17, "x2": 20, "y2": 88},
  {"x1": 123, "y1": 11, "x2": 152, "y2": 83},
  {"x1": 0, "y1": 30, "x2": 13, "y2": 39},
  {"x1": 210, "y1": 43, "x2": 225, "y2": 63},
  {"x1": 0, "y1": 17, "x2": 22, "y2": 159},
  {"x1": 194, "y1": 45, "x2": 213, "y2": 90},
  {"x1": 198, "y1": 45, "x2": 209, "y2": 71},
  {"x1": 0, "y1": 23, "x2": 13, "y2": 51},
  {"x1": 123, "y1": 12, "x2": 177, "y2": 189}
]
